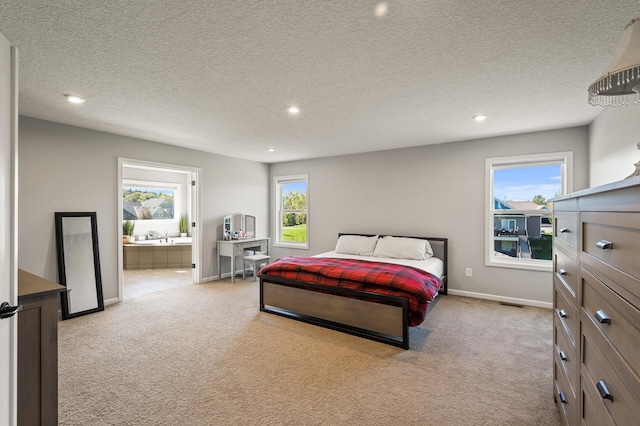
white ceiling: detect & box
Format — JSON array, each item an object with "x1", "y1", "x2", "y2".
[{"x1": 1, "y1": 1, "x2": 639, "y2": 163}]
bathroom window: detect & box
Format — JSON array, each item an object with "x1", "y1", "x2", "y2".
[{"x1": 122, "y1": 181, "x2": 177, "y2": 221}]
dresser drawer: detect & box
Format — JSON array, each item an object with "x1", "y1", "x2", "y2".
[
  {"x1": 581, "y1": 370, "x2": 615, "y2": 426},
  {"x1": 581, "y1": 316, "x2": 640, "y2": 425},
  {"x1": 581, "y1": 268, "x2": 640, "y2": 378},
  {"x1": 554, "y1": 249, "x2": 578, "y2": 301},
  {"x1": 554, "y1": 279, "x2": 578, "y2": 346},
  {"x1": 554, "y1": 211, "x2": 578, "y2": 252},
  {"x1": 553, "y1": 198, "x2": 578, "y2": 212},
  {"x1": 554, "y1": 318, "x2": 578, "y2": 391},
  {"x1": 554, "y1": 358, "x2": 577, "y2": 426},
  {"x1": 581, "y1": 212, "x2": 640, "y2": 303}
]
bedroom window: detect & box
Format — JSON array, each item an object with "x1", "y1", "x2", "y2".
[
  {"x1": 486, "y1": 152, "x2": 572, "y2": 271},
  {"x1": 274, "y1": 174, "x2": 309, "y2": 249}
]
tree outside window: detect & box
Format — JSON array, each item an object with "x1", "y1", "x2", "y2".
[
  {"x1": 275, "y1": 175, "x2": 308, "y2": 248},
  {"x1": 122, "y1": 185, "x2": 175, "y2": 221}
]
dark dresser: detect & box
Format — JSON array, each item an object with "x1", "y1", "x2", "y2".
[
  {"x1": 552, "y1": 177, "x2": 640, "y2": 425},
  {"x1": 18, "y1": 269, "x2": 65, "y2": 426}
]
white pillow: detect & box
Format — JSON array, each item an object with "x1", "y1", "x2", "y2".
[
  {"x1": 373, "y1": 236, "x2": 434, "y2": 260},
  {"x1": 334, "y1": 235, "x2": 379, "y2": 256}
]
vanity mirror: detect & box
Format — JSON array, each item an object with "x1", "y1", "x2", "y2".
[
  {"x1": 55, "y1": 212, "x2": 104, "y2": 319},
  {"x1": 244, "y1": 215, "x2": 256, "y2": 238},
  {"x1": 222, "y1": 212, "x2": 256, "y2": 239}
]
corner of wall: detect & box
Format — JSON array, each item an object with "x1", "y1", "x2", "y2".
[{"x1": 588, "y1": 107, "x2": 640, "y2": 187}]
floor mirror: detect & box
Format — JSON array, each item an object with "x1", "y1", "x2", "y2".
[{"x1": 55, "y1": 212, "x2": 104, "y2": 319}]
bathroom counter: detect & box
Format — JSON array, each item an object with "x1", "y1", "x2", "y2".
[{"x1": 123, "y1": 243, "x2": 192, "y2": 269}]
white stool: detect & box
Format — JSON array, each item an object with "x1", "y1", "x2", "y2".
[{"x1": 242, "y1": 254, "x2": 270, "y2": 281}]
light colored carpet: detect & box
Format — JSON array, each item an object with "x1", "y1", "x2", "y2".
[{"x1": 58, "y1": 280, "x2": 562, "y2": 425}]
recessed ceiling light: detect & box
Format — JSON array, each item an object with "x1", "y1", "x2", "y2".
[
  {"x1": 375, "y1": 2, "x2": 389, "y2": 18},
  {"x1": 473, "y1": 114, "x2": 487, "y2": 122},
  {"x1": 65, "y1": 95, "x2": 85, "y2": 104},
  {"x1": 287, "y1": 106, "x2": 300, "y2": 115},
  {"x1": 268, "y1": 148, "x2": 276, "y2": 152}
]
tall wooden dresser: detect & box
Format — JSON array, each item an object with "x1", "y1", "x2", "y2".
[
  {"x1": 18, "y1": 269, "x2": 65, "y2": 426},
  {"x1": 552, "y1": 177, "x2": 640, "y2": 425}
]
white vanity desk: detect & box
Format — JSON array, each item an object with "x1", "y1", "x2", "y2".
[{"x1": 217, "y1": 238, "x2": 270, "y2": 283}]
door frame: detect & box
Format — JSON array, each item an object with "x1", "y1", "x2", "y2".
[
  {"x1": 0, "y1": 38, "x2": 19, "y2": 425},
  {"x1": 117, "y1": 158, "x2": 202, "y2": 301}
]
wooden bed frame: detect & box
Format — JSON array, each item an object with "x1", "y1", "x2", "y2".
[{"x1": 259, "y1": 234, "x2": 448, "y2": 349}]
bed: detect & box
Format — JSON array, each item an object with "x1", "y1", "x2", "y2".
[{"x1": 258, "y1": 233, "x2": 448, "y2": 349}]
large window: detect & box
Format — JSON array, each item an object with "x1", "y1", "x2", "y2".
[
  {"x1": 122, "y1": 181, "x2": 177, "y2": 221},
  {"x1": 274, "y1": 174, "x2": 308, "y2": 249},
  {"x1": 486, "y1": 152, "x2": 572, "y2": 271}
]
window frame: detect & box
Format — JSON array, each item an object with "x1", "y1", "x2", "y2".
[
  {"x1": 274, "y1": 174, "x2": 309, "y2": 249},
  {"x1": 485, "y1": 152, "x2": 573, "y2": 272}
]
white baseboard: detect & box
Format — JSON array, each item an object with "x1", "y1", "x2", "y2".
[
  {"x1": 447, "y1": 289, "x2": 553, "y2": 309},
  {"x1": 177, "y1": 273, "x2": 243, "y2": 282},
  {"x1": 104, "y1": 297, "x2": 119, "y2": 307},
  {"x1": 160, "y1": 271, "x2": 248, "y2": 283},
  {"x1": 201, "y1": 275, "x2": 217, "y2": 282},
  {"x1": 212, "y1": 269, "x2": 252, "y2": 281}
]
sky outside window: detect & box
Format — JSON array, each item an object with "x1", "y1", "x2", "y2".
[
  {"x1": 282, "y1": 181, "x2": 306, "y2": 196},
  {"x1": 123, "y1": 186, "x2": 175, "y2": 195},
  {"x1": 494, "y1": 164, "x2": 561, "y2": 202}
]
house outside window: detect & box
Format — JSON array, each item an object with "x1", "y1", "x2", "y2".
[
  {"x1": 501, "y1": 219, "x2": 516, "y2": 232},
  {"x1": 486, "y1": 152, "x2": 572, "y2": 271},
  {"x1": 274, "y1": 174, "x2": 308, "y2": 249},
  {"x1": 122, "y1": 181, "x2": 178, "y2": 221}
]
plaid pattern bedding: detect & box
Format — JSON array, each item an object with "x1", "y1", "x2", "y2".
[{"x1": 259, "y1": 256, "x2": 442, "y2": 326}]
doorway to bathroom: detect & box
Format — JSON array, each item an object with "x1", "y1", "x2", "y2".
[{"x1": 117, "y1": 158, "x2": 201, "y2": 301}]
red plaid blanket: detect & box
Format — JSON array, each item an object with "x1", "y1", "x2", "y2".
[{"x1": 259, "y1": 256, "x2": 442, "y2": 326}]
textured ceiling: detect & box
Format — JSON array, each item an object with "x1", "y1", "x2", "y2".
[{"x1": 1, "y1": 1, "x2": 639, "y2": 163}]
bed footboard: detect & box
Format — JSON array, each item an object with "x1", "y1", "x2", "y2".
[{"x1": 259, "y1": 275, "x2": 409, "y2": 349}]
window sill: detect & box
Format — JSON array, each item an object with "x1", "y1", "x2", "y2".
[
  {"x1": 274, "y1": 242, "x2": 309, "y2": 250},
  {"x1": 485, "y1": 258, "x2": 552, "y2": 273}
]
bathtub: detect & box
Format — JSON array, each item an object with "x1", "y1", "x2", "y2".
[
  {"x1": 133, "y1": 237, "x2": 192, "y2": 245},
  {"x1": 124, "y1": 237, "x2": 192, "y2": 269}
]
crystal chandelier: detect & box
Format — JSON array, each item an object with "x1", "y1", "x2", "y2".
[{"x1": 588, "y1": 17, "x2": 640, "y2": 107}]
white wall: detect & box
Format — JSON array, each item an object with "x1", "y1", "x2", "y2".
[
  {"x1": 18, "y1": 117, "x2": 269, "y2": 300},
  {"x1": 18, "y1": 115, "x2": 595, "y2": 307},
  {"x1": 589, "y1": 106, "x2": 640, "y2": 187},
  {"x1": 270, "y1": 127, "x2": 589, "y2": 306}
]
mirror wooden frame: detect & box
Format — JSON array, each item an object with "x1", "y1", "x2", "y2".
[{"x1": 55, "y1": 212, "x2": 104, "y2": 320}]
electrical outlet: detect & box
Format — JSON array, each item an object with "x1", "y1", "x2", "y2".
[{"x1": 465, "y1": 268, "x2": 472, "y2": 277}]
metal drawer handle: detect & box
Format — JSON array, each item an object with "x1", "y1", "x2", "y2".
[
  {"x1": 559, "y1": 350, "x2": 567, "y2": 362},
  {"x1": 596, "y1": 240, "x2": 613, "y2": 250},
  {"x1": 558, "y1": 268, "x2": 567, "y2": 276},
  {"x1": 596, "y1": 380, "x2": 613, "y2": 401},
  {"x1": 595, "y1": 310, "x2": 611, "y2": 324},
  {"x1": 558, "y1": 391, "x2": 567, "y2": 404},
  {"x1": 559, "y1": 228, "x2": 569, "y2": 233},
  {"x1": 558, "y1": 309, "x2": 568, "y2": 318}
]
